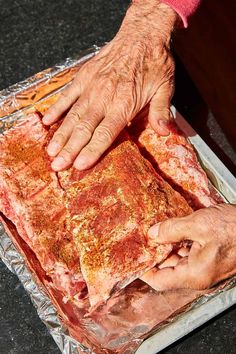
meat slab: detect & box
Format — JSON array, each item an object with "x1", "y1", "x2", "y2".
[
  {"x1": 129, "y1": 117, "x2": 222, "y2": 209},
  {"x1": 0, "y1": 112, "x2": 192, "y2": 307},
  {"x1": 0, "y1": 113, "x2": 86, "y2": 301},
  {"x1": 61, "y1": 136, "x2": 192, "y2": 306}
]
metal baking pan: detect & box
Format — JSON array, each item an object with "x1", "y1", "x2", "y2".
[{"x1": 0, "y1": 47, "x2": 235, "y2": 354}]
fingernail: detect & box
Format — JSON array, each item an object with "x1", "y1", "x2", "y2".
[
  {"x1": 74, "y1": 155, "x2": 89, "y2": 170},
  {"x1": 47, "y1": 142, "x2": 61, "y2": 156},
  {"x1": 148, "y1": 223, "x2": 160, "y2": 238},
  {"x1": 51, "y1": 156, "x2": 65, "y2": 170}
]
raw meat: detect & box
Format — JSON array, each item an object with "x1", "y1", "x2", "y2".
[
  {"x1": 0, "y1": 113, "x2": 86, "y2": 301},
  {"x1": 62, "y1": 135, "x2": 192, "y2": 307},
  {"x1": 0, "y1": 112, "x2": 192, "y2": 308},
  {"x1": 129, "y1": 116, "x2": 222, "y2": 209}
]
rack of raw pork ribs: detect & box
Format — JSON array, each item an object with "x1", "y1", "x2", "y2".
[{"x1": 0, "y1": 63, "x2": 224, "y2": 353}]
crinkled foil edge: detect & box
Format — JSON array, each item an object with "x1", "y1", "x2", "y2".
[
  {"x1": 0, "y1": 223, "x2": 92, "y2": 354},
  {"x1": 0, "y1": 46, "x2": 100, "y2": 106},
  {"x1": 0, "y1": 48, "x2": 101, "y2": 353}
]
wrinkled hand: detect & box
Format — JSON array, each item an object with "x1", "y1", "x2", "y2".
[
  {"x1": 140, "y1": 204, "x2": 236, "y2": 291},
  {"x1": 43, "y1": 0, "x2": 178, "y2": 171}
]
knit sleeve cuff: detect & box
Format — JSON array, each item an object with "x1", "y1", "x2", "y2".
[{"x1": 161, "y1": 0, "x2": 201, "y2": 27}]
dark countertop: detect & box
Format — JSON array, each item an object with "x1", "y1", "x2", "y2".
[{"x1": 0, "y1": 1, "x2": 235, "y2": 353}]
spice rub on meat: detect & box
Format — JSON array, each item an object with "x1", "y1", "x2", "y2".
[
  {"x1": 0, "y1": 112, "x2": 192, "y2": 308},
  {"x1": 0, "y1": 113, "x2": 86, "y2": 301},
  {"x1": 129, "y1": 117, "x2": 223, "y2": 210},
  {"x1": 63, "y1": 135, "x2": 192, "y2": 307}
]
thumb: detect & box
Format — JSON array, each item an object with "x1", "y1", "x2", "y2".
[
  {"x1": 148, "y1": 80, "x2": 174, "y2": 136},
  {"x1": 148, "y1": 213, "x2": 203, "y2": 246},
  {"x1": 148, "y1": 217, "x2": 189, "y2": 246}
]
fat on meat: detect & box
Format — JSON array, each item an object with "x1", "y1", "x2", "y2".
[
  {"x1": 129, "y1": 116, "x2": 223, "y2": 209},
  {"x1": 0, "y1": 113, "x2": 86, "y2": 301}
]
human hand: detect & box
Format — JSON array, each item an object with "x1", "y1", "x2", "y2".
[
  {"x1": 140, "y1": 204, "x2": 236, "y2": 290},
  {"x1": 43, "y1": 0, "x2": 178, "y2": 171}
]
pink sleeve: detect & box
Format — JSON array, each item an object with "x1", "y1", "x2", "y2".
[{"x1": 161, "y1": 0, "x2": 201, "y2": 27}]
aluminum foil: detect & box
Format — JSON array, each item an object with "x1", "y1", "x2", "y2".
[
  {"x1": 0, "y1": 223, "x2": 83, "y2": 354},
  {"x1": 0, "y1": 47, "x2": 236, "y2": 354}
]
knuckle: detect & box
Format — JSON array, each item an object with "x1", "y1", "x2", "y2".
[
  {"x1": 52, "y1": 131, "x2": 66, "y2": 143},
  {"x1": 105, "y1": 76, "x2": 115, "y2": 90},
  {"x1": 82, "y1": 144, "x2": 97, "y2": 158},
  {"x1": 153, "y1": 105, "x2": 170, "y2": 115},
  {"x1": 94, "y1": 126, "x2": 114, "y2": 144},
  {"x1": 174, "y1": 218, "x2": 186, "y2": 234},
  {"x1": 118, "y1": 111, "x2": 128, "y2": 126},
  {"x1": 67, "y1": 110, "x2": 81, "y2": 123},
  {"x1": 160, "y1": 218, "x2": 175, "y2": 237},
  {"x1": 100, "y1": 74, "x2": 114, "y2": 89},
  {"x1": 89, "y1": 107, "x2": 104, "y2": 121},
  {"x1": 160, "y1": 217, "x2": 189, "y2": 242},
  {"x1": 93, "y1": 78, "x2": 114, "y2": 103},
  {"x1": 62, "y1": 145, "x2": 74, "y2": 155},
  {"x1": 74, "y1": 122, "x2": 93, "y2": 138},
  {"x1": 59, "y1": 147, "x2": 74, "y2": 163},
  {"x1": 194, "y1": 209, "x2": 215, "y2": 236},
  {"x1": 114, "y1": 104, "x2": 133, "y2": 124},
  {"x1": 60, "y1": 89, "x2": 71, "y2": 103}
]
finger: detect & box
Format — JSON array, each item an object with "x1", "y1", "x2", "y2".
[
  {"x1": 148, "y1": 80, "x2": 174, "y2": 136},
  {"x1": 140, "y1": 254, "x2": 206, "y2": 291},
  {"x1": 74, "y1": 110, "x2": 127, "y2": 170},
  {"x1": 51, "y1": 109, "x2": 104, "y2": 171},
  {"x1": 141, "y1": 240, "x2": 218, "y2": 291},
  {"x1": 158, "y1": 253, "x2": 181, "y2": 269},
  {"x1": 47, "y1": 99, "x2": 88, "y2": 157},
  {"x1": 43, "y1": 80, "x2": 82, "y2": 125},
  {"x1": 148, "y1": 213, "x2": 208, "y2": 245},
  {"x1": 177, "y1": 246, "x2": 190, "y2": 257},
  {"x1": 140, "y1": 259, "x2": 190, "y2": 291}
]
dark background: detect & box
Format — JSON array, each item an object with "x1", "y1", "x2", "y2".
[{"x1": 0, "y1": 1, "x2": 235, "y2": 354}]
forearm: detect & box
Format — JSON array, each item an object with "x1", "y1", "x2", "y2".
[{"x1": 118, "y1": 1, "x2": 178, "y2": 44}]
